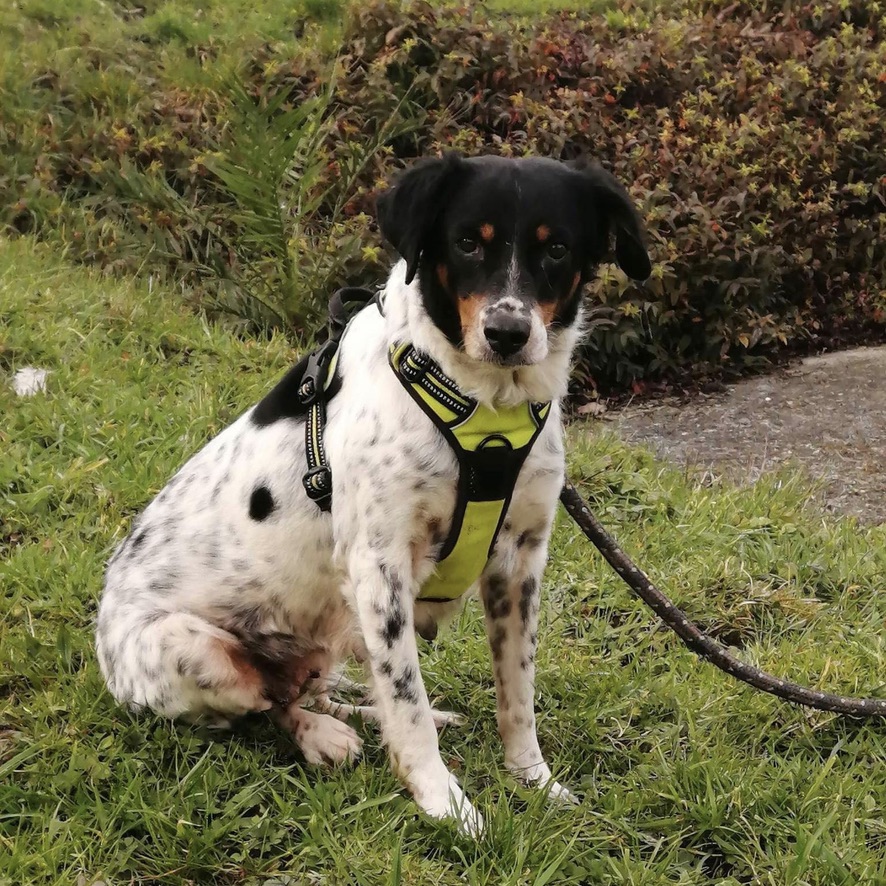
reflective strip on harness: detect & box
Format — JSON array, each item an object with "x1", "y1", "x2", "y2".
[{"x1": 389, "y1": 343, "x2": 550, "y2": 602}]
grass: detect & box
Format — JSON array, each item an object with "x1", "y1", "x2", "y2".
[
  {"x1": 2, "y1": 236, "x2": 886, "y2": 884},
  {"x1": 0, "y1": 0, "x2": 348, "y2": 85}
]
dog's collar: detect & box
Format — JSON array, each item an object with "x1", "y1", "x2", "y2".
[{"x1": 388, "y1": 342, "x2": 551, "y2": 602}]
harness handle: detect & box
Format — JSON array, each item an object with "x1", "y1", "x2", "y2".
[{"x1": 325, "y1": 286, "x2": 380, "y2": 343}]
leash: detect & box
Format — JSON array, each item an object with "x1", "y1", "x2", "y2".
[
  {"x1": 560, "y1": 480, "x2": 886, "y2": 718},
  {"x1": 285, "y1": 286, "x2": 886, "y2": 717}
]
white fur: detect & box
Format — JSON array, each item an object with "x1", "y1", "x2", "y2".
[{"x1": 96, "y1": 260, "x2": 580, "y2": 835}]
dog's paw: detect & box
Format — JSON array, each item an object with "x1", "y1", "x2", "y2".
[
  {"x1": 429, "y1": 707, "x2": 465, "y2": 729},
  {"x1": 545, "y1": 780, "x2": 580, "y2": 806},
  {"x1": 507, "y1": 759, "x2": 579, "y2": 806},
  {"x1": 286, "y1": 709, "x2": 364, "y2": 766},
  {"x1": 417, "y1": 774, "x2": 484, "y2": 838}
]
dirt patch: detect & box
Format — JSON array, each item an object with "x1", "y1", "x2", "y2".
[{"x1": 609, "y1": 346, "x2": 886, "y2": 525}]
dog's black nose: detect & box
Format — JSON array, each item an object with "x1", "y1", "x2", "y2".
[{"x1": 484, "y1": 315, "x2": 530, "y2": 357}]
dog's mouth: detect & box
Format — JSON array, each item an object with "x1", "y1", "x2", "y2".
[{"x1": 480, "y1": 349, "x2": 533, "y2": 368}]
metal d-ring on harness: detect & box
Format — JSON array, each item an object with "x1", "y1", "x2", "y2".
[{"x1": 294, "y1": 287, "x2": 886, "y2": 718}]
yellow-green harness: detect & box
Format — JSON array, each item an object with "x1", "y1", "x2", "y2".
[
  {"x1": 388, "y1": 343, "x2": 550, "y2": 601},
  {"x1": 297, "y1": 288, "x2": 550, "y2": 603}
]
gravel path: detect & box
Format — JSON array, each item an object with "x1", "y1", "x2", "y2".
[{"x1": 611, "y1": 346, "x2": 886, "y2": 525}]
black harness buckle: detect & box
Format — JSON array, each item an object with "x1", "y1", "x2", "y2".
[
  {"x1": 303, "y1": 465, "x2": 333, "y2": 511},
  {"x1": 298, "y1": 339, "x2": 337, "y2": 407}
]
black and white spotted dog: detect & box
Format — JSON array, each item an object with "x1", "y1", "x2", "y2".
[{"x1": 96, "y1": 154, "x2": 651, "y2": 835}]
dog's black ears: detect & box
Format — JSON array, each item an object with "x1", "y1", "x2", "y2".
[
  {"x1": 572, "y1": 160, "x2": 652, "y2": 281},
  {"x1": 375, "y1": 153, "x2": 465, "y2": 284}
]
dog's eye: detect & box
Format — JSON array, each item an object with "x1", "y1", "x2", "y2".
[
  {"x1": 547, "y1": 243, "x2": 568, "y2": 260},
  {"x1": 456, "y1": 237, "x2": 480, "y2": 255}
]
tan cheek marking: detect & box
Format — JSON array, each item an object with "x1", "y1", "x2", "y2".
[
  {"x1": 536, "y1": 224, "x2": 551, "y2": 243},
  {"x1": 537, "y1": 274, "x2": 582, "y2": 328},
  {"x1": 479, "y1": 223, "x2": 495, "y2": 243},
  {"x1": 537, "y1": 302, "x2": 557, "y2": 327},
  {"x1": 437, "y1": 263, "x2": 449, "y2": 292},
  {"x1": 457, "y1": 293, "x2": 486, "y2": 336}
]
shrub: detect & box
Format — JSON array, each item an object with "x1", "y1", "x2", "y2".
[{"x1": 1, "y1": 0, "x2": 884, "y2": 393}]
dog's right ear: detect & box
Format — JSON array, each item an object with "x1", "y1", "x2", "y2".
[{"x1": 375, "y1": 153, "x2": 465, "y2": 284}]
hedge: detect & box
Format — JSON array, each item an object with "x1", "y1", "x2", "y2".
[{"x1": 1, "y1": 0, "x2": 884, "y2": 394}]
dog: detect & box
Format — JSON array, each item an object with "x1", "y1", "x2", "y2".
[{"x1": 96, "y1": 154, "x2": 651, "y2": 835}]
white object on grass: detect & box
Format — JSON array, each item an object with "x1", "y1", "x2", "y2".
[{"x1": 11, "y1": 367, "x2": 50, "y2": 397}]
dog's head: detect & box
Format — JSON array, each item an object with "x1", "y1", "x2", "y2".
[{"x1": 376, "y1": 154, "x2": 651, "y2": 367}]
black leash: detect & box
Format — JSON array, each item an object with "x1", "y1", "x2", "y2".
[
  {"x1": 560, "y1": 480, "x2": 886, "y2": 718},
  {"x1": 295, "y1": 287, "x2": 886, "y2": 717}
]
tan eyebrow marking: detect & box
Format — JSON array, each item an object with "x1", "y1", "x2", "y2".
[
  {"x1": 479, "y1": 223, "x2": 495, "y2": 243},
  {"x1": 536, "y1": 224, "x2": 551, "y2": 242}
]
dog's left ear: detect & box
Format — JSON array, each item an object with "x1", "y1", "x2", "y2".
[
  {"x1": 375, "y1": 153, "x2": 466, "y2": 284},
  {"x1": 576, "y1": 163, "x2": 652, "y2": 281}
]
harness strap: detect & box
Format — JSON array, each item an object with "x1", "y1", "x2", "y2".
[{"x1": 300, "y1": 287, "x2": 381, "y2": 512}]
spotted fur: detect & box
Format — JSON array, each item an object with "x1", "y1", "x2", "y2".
[{"x1": 96, "y1": 154, "x2": 650, "y2": 836}]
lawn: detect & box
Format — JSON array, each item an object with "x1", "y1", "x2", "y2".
[{"x1": 3, "y1": 237, "x2": 886, "y2": 885}]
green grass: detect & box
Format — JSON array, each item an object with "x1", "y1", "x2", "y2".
[
  {"x1": 0, "y1": 0, "x2": 348, "y2": 86},
  {"x1": 2, "y1": 236, "x2": 886, "y2": 885}
]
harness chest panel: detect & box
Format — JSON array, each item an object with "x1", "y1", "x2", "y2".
[{"x1": 389, "y1": 343, "x2": 550, "y2": 602}]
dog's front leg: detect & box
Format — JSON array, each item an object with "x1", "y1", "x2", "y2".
[
  {"x1": 481, "y1": 549, "x2": 577, "y2": 804},
  {"x1": 349, "y1": 554, "x2": 484, "y2": 836}
]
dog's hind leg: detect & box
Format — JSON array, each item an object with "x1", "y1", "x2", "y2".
[{"x1": 97, "y1": 607, "x2": 273, "y2": 724}]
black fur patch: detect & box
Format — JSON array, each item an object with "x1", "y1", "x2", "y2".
[
  {"x1": 516, "y1": 529, "x2": 542, "y2": 550},
  {"x1": 393, "y1": 666, "x2": 419, "y2": 703},
  {"x1": 250, "y1": 353, "x2": 312, "y2": 427},
  {"x1": 482, "y1": 574, "x2": 511, "y2": 620},
  {"x1": 520, "y1": 577, "x2": 538, "y2": 624},
  {"x1": 249, "y1": 485, "x2": 275, "y2": 522},
  {"x1": 490, "y1": 624, "x2": 506, "y2": 661},
  {"x1": 382, "y1": 603, "x2": 406, "y2": 648}
]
